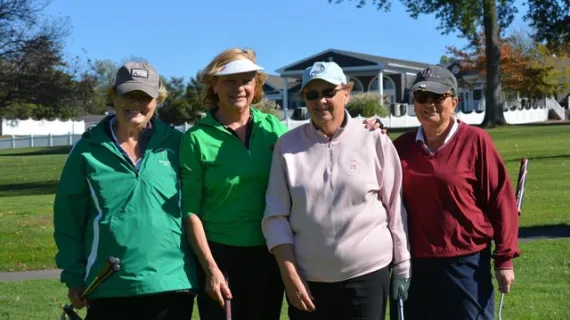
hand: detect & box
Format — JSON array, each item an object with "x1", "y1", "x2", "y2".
[
  {"x1": 495, "y1": 269, "x2": 515, "y2": 293},
  {"x1": 205, "y1": 267, "x2": 232, "y2": 307},
  {"x1": 68, "y1": 287, "x2": 87, "y2": 309},
  {"x1": 282, "y1": 269, "x2": 316, "y2": 312},
  {"x1": 362, "y1": 119, "x2": 388, "y2": 134},
  {"x1": 391, "y1": 278, "x2": 410, "y2": 301}
]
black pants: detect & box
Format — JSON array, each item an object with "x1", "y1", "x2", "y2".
[
  {"x1": 391, "y1": 247, "x2": 495, "y2": 320},
  {"x1": 196, "y1": 241, "x2": 284, "y2": 320},
  {"x1": 85, "y1": 291, "x2": 195, "y2": 320},
  {"x1": 289, "y1": 266, "x2": 390, "y2": 320}
]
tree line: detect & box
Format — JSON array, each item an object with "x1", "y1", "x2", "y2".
[{"x1": 1, "y1": 0, "x2": 568, "y2": 127}]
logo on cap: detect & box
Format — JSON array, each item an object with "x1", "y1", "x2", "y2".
[
  {"x1": 131, "y1": 68, "x2": 149, "y2": 78},
  {"x1": 310, "y1": 63, "x2": 326, "y2": 76}
]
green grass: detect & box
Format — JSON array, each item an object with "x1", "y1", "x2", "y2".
[
  {"x1": 1, "y1": 238, "x2": 568, "y2": 319},
  {"x1": 0, "y1": 125, "x2": 569, "y2": 271},
  {"x1": 0, "y1": 146, "x2": 69, "y2": 271},
  {"x1": 0, "y1": 125, "x2": 569, "y2": 319}
]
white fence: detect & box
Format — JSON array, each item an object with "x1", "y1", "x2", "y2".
[
  {"x1": 0, "y1": 118, "x2": 85, "y2": 136},
  {"x1": 0, "y1": 107, "x2": 551, "y2": 150},
  {"x1": 282, "y1": 106, "x2": 549, "y2": 130}
]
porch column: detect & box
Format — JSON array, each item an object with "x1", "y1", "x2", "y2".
[
  {"x1": 378, "y1": 70, "x2": 384, "y2": 106},
  {"x1": 282, "y1": 77, "x2": 289, "y2": 122}
]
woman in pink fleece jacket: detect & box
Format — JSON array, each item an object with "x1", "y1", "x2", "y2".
[{"x1": 262, "y1": 61, "x2": 411, "y2": 320}]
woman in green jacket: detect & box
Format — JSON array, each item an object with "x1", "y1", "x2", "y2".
[{"x1": 54, "y1": 61, "x2": 198, "y2": 320}]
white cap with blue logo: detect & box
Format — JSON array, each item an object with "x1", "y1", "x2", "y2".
[{"x1": 301, "y1": 61, "x2": 347, "y2": 90}]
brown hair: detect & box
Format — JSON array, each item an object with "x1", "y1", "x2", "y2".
[{"x1": 200, "y1": 48, "x2": 267, "y2": 107}]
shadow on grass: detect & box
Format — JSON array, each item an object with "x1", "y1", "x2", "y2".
[
  {"x1": 519, "y1": 223, "x2": 570, "y2": 240},
  {"x1": 0, "y1": 146, "x2": 71, "y2": 157},
  {"x1": 506, "y1": 154, "x2": 570, "y2": 163},
  {"x1": 0, "y1": 180, "x2": 59, "y2": 197}
]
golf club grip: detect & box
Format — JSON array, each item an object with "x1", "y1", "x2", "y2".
[
  {"x1": 224, "y1": 272, "x2": 232, "y2": 320},
  {"x1": 225, "y1": 299, "x2": 232, "y2": 320},
  {"x1": 62, "y1": 304, "x2": 83, "y2": 320},
  {"x1": 515, "y1": 158, "x2": 529, "y2": 213},
  {"x1": 81, "y1": 256, "x2": 121, "y2": 299}
]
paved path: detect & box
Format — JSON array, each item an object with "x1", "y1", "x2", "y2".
[
  {"x1": 0, "y1": 269, "x2": 61, "y2": 282},
  {"x1": 1, "y1": 225, "x2": 569, "y2": 282}
]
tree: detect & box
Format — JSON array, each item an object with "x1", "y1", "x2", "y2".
[
  {"x1": 525, "y1": 0, "x2": 570, "y2": 52},
  {"x1": 448, "y1": 32, "x2": 570, "y2": 101},
  {"x1": 0, "y1": 0, "x2": 92, "y2": 119},
  {"x1": 329, "y1": 0, "x2": 519, "y2": 126},
  {"x1": 157, "y1": 73, "x2": 207, "y2": 125}
]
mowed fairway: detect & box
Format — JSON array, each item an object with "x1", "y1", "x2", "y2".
[{"x1": 0, "y1": 124, "x2": 569, "y2": 319}]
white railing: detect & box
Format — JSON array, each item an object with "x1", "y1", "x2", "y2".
[{"x1": 545, "y1": 97, "x2": 566, "y2": 120}]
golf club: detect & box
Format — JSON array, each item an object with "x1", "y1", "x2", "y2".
[
  {"x1": 397, "y1": 294, "x2": 404, "y2": 320},
  {"x1": 224, "y1": 273, "x2": 232, "y2": 320},
  {"x1": 61, "y1": 256, "x2": 121, "y2": 320},
  {"x1": 499, "y1": 158, "x2": 529, "y2": 320}
]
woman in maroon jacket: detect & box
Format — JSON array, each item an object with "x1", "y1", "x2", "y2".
[{"x1": 393, "y1": 65, "x2": 520, "y2": 320}]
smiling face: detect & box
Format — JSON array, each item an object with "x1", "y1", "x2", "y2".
[
  {"x1": 112, "y1": 90, "x2": 157, "y2": 129},
  {"x1": 413, "y1": 90, "x2": 457, "y2": 129},
  {"x1": 213, "y1": 71, "x2": 256, "y2": 111},
  {"x1": 302, "y1": 79, "x2": 349, "y2": 128}
]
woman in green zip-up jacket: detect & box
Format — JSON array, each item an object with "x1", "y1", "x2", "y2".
[
  {"x1": 179, "y1": 48, "x2": 288, "y2": 320},
  {"x1": 54, "y1": 62, "x2": 198, "y2": 320}
]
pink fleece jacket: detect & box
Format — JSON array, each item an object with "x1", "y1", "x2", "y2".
[{"x1": 262, "y1": 113, "x2": 411, "y2": 282}]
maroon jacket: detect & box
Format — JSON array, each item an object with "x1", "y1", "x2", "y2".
[{"x1": 394, "y1": 121, "x2": 520, "y2": 269}]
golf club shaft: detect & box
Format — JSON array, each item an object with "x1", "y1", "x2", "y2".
[
  {"x1": 497, "y1": 158, "x2": 529, "y2": 319},
  {"x1": 398, "y1": 297, "x2": 405, "y2": 320},
  {"x1": 498, "y1": 293, "x2": 505, "y2": 320},
  {"x1": 515, "y1": 158, "x2": 529, "y2": 215},
  {"x1": 81, "y1": 256, "x2": 120, "y2": 299}
]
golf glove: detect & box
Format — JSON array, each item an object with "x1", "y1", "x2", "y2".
[{"x1": 391, "y1": 278, "x2": 410, "y2": 301}]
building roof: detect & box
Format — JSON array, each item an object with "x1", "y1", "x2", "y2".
[{"x1": 275, "y1": 48, "x2": 431, "y2": 73}]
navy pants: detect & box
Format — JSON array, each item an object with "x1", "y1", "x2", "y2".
[
  {"x1": 289, "y1": 266, "x2": 390, "y2": 320},
  {"x1": 394, "y1": 247, "x2": 495, "y2": 320}
]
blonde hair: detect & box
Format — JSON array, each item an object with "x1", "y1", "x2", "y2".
[
  {"x1": 200, "y1": 48, "x2": 267, "y2": 107},
  {"x1": 99, "y1": 80, "x2": 169, "y2": 107}
]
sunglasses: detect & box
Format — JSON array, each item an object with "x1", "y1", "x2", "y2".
[
  {"x1": 304, "y1": 88, "x2": 342, "y2": 101},
  {"x1": 413, "y1": 91, "x2": 452, "y2": 104}
]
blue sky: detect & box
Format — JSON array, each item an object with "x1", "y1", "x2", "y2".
[{"x1": 45, "y1": 0, "x2": 529, "y2": 80}]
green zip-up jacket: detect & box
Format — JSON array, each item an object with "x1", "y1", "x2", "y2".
[
  {"x1": 180, "y1": 108, "x2": 288, "y2": 246},
  {"x1": 53, "y1": 116, "x2": 198, "y2": 299}
]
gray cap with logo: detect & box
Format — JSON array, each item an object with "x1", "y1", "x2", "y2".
[
  {"x1": 114, "y1": 61, "x2": 160, "y2": 98},
  {"x1": 410, "y1": 65, "x2": 458, "y2": 94}
]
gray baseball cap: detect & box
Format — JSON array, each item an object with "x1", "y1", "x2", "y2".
[
  {"x1": 114, "y1": 62, "x2": 160, "y2": 98},
  {"x1": 301, "y1": 61, "x2": 347, "y2": 90},
  {"x1": 410, "y1": 65, "x2": 458, "y2": 94}
]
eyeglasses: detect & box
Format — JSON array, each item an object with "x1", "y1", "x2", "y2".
[
  {"x1": 413, "y1": 91, "x2": 453, "y2": 105},
  {"x1": 304, "y1": 88, "x2": 342, "y2": 101}
]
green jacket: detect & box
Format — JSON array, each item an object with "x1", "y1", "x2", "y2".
[
  {"x1": 53, "y1": 116, "x2": 198, "y2": 299},
  {"x1": 180, "y1": 108, "x2": 288, "y2": 246}
]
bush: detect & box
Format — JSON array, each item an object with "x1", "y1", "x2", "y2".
[
  {"x1": 253, "y1": 98, "x2": 281, "y2": 118},
  {"x1": 346, "y1": 92, "x2": 389, "y2": 117}
]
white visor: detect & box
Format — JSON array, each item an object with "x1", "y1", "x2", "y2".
[{"x1": 214, "y1": 59, "x2": 264, "y2": 76}]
